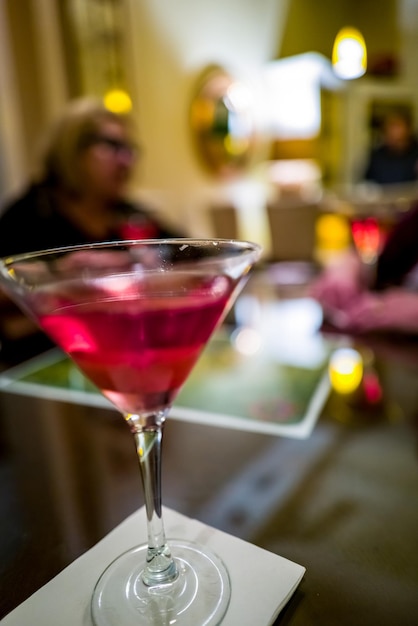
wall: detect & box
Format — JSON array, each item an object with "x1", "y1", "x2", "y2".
[
  {"x1": 0, "y1": 2, "x2": 26, "y2": 200},
  {"x1": 3, "y1": 0, "x2": 418, "y2": 230},
  {"x1": 122, "y1": 0, "x2": 418, "y2": 230},
  {"x1": 279, "y1": 0, "x2": 400, "y2": 69},
  {"x1": 0, "y1": 0, "x2": 68, "y2": 207},
  {"x1": 0, "y1": 0, "x2": 288, "y2": 239},
  {"x1": 123, "y1": 0, "x2": 290, "y2": 240}
]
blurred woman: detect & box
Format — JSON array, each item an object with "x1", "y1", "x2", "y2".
[
  {"x1": 0, "y1": 97, "x2": 181, "y2": 365},
  {"x1": 0, "y1": 97, "x2": 178, "y2": 256}
]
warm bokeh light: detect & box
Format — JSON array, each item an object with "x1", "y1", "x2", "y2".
[
  {"x1": 329, "y1": 348, "x2": 363, "y2": 394},
  {"x1": 316, "y1": 213, "x2": 351, "y2": 254},
  {"x1": 332, "y1": 27, "x2": 367, "y2": 80},
  {"x1": 264, "y1": 54, "x2": 326, "y2": 138},
  {"x1": 104, "y1": 89, "x2": 133, "y2": 114},
  {"x1": 351, "y1": 217, "x2": 381, "y2": 264},
  {"x1": 363, "y1": 371, "x2": 383, "y2": 404}
]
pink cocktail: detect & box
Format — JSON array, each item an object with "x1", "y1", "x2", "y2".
[{"x1": 39, "y1": 274, "x2": 234, "y2": 414}]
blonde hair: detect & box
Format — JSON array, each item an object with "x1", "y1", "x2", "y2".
[{"x1": 37, "y1": 97, "x2": 134, "y2": 195}]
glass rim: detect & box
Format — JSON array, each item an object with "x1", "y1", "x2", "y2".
[{"x1": 0, "y1": 237, "x2": 263, "y2": 265}]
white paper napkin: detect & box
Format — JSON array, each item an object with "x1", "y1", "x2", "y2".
[{"x1": 2, "y1": 507, "x2": 305, "y2": 626}]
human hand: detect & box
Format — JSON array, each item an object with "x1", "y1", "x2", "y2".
[
  {"x1": 337, "y1": 289, "x2": 418, "y2": 335},
  {"x1": 309, "y1": 250, "x2": 365, "y2": 326}
]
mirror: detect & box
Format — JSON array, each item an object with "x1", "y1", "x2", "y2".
[{"x1": 190, "y1": 65, "x2": 256, "y2": 177}]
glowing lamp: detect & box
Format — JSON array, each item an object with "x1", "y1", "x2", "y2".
[
  {"x1": 332, "y1": 27, "x2": 367, "y2": 80},
  {"x1": 316, "y1": 213, "x2": 351, "y2": 252},
  {"x1": 104, "y1": 89, "x2": 133, "y2": 114},
  {"x1": 329, "y1": 348, "x2": 363, "y2": 394}
]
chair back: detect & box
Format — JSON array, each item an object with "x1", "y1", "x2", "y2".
[
  {"x1": 267, "y1": 201, "x2": 319, "y2": 261},
  {"x1": 208, "y1": 204, "x2": 240, "y2": 240}
]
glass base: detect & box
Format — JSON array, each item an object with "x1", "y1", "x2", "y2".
[{"x1": 91, "y1": 539, "x2": 231, "y2": 626}]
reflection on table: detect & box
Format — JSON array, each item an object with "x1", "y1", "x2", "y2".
[{"x1": 1, "y1": 266, "x2": 418, "y2": 625}]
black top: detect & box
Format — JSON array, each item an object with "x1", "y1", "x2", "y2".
[
  {"x1": 364, "y1": 142, "x2": 418, "y2": 185},
  {"x1": 0, "y1": 182, "x2": 179, "y2": 258},
  {"x1": 374, "y1": 201, "x2": 418, "y2": 290}
]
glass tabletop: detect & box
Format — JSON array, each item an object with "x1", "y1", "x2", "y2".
[{"x1": 0, "y1": 296, "x2": 338, "y2": 439}]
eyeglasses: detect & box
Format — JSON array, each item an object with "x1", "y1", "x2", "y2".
[{"x1": 84, "y1": 134, "x2": 140, "y2": 159}]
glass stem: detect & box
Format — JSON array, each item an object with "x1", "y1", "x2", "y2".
[{"x1": 129, "y1": 410, "x2": 178, "y2": 587}]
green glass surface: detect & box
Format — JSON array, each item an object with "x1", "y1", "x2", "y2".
[{"x1": 8, "y1": 327, "x2": 332, "y2": 428}]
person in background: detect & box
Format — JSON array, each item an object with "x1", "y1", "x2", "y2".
[
  {"x1": 312, "y1": 110, "x2": 418, "y2": 337},
  {"x1": 0, "y1": 97, "x2": 181, "y2": 366},
  {"x1": 363, "y1": 110, "x2": 418, "y2": 185},
  {"x1": 310, "y1": 200, "x2": 418, "y2": 335}
]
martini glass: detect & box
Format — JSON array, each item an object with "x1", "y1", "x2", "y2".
[{"x1": 0, "y1": 238, "x2": 261, "y2": 626}]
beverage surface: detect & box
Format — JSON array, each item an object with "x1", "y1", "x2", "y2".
[{"x1": 36, "y1": 273, "x2": 234, "y2": 414}]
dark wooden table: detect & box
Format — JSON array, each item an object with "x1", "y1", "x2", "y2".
[{"x1": 1, "y1": 270, "x2": 418, "y2": 625}]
